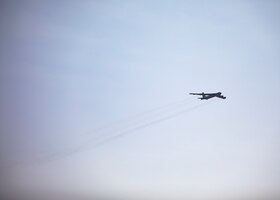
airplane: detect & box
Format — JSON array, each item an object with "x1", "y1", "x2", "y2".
[{"x1": 189, "y1": 92, "x2": 226, "y2": 100}]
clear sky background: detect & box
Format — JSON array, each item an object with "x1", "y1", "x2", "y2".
[{"x1": 0, "y1": 0, "x2": 280, "y2": 199}]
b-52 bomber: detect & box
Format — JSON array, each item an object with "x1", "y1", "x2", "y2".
[{"x1": 189, "y1": 92, "x2": 226, "y2": 100}]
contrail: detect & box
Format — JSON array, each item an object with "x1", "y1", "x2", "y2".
[
  {"x1": 86, "y1": 98, "x2": 194, "y2": 141},
  {"x1": 3, "y1": 99, "x2": 219, "y2": 169},
  {"x1": 86, "y1": 97, "x2": 192, "y2": 136},
  {"x1": 34, "y1": 100, "x2": 216, "y2": 164},
  {"x1": 86, "y1": 101, "x2": 214, "y2": 148}
]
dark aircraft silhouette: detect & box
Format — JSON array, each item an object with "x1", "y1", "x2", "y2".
[{"x1": 189, "y1": 92, "x2": 226, "y2": 100}]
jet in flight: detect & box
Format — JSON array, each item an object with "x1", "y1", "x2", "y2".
[{"x1": 189, "y1": 92, "x2": 226, "y2": 100}]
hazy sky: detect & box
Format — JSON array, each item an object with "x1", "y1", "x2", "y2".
[{"x1": 0, "y1": 0, "x2": 280, "y2": 199}]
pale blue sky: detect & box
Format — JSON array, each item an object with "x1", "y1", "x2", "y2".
[{"x1": 0, "y1": 0, "x2": 280, "y2": 199}]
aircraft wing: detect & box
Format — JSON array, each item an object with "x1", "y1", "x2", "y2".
[{"x1": 189, "y1": 93, "x2": 203, "y2": 95}]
